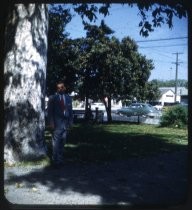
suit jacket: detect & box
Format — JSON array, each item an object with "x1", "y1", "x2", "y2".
[{"x1": 48, "y1": 93, "x2": 73, "y2": 130}]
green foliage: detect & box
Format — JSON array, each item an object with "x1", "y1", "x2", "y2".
[
  {"x1": 46, "y1": 3, "x2": 188, "y2": 96},
  {"x1": 75, "y1": 22, "x2": 154, "y2": 102},
  {"x1": 73, "y1": 21, "x2": 154, "y2": 122},
  {"x1": 151, "y1": 79, "x2": 188, "y2": 88},
  {"x1": 137, "y1": 3, "x2": 187, "y2": 37},
  {"x1": 47, "y1": 13, "x2": 155, "y2": 121},
  {"x1": 47, "y1": 5, "x2": 78, "y2": 95},
  {"x1": 160, "y1": 105, "x2": 188, "y2": 128},
  {"x1": 73, "y1": 2, "x2": 187, "y2": 37},
  {"x1": 145, "y1": 80, "x2": 161, "y2": 102}
]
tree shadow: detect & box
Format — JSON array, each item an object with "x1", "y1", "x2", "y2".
[
  {"x1": 4, "y1": 124, "x2": 188, "y2": 206},
  {"x1": 63, "y1": 123, "x2": 188, "y2": 163}
]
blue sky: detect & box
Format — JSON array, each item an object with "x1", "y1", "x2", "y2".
[{"x1": 65, "y1": 3, "x2": 188, "y2": 81}]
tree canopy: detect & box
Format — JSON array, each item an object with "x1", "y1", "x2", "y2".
[
  {"x1": 71, "y1": 1, "x2": 188, "y2": 37},
  {"x1": 47, "y1": 9, "x2": 155, "y2": 121}
]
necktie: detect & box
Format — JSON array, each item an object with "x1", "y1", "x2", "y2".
[{"x1": 60, "y1": 95, "x2": 65, "y2": 112}]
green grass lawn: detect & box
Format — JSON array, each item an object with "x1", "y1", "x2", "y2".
[{"x1": 45, "y1": 123, "x2": 188, "y2": 163}]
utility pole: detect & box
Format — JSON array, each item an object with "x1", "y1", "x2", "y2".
[
  {"x1": 172, "y1": 53, "x2": 183, "y2": 103},
  {"x1": 169, "y1": 67, "x2": 172, "y2": 79}
]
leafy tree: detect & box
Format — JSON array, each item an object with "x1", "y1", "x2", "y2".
[
  {"x1": 47, "y1": 5, "x2": 78, "y2": 95},
  {"x1": 160, "y1": 105, "x2": 188, "y2": 128},
  {"x1": 99, "y1": 36, "x2": 154, "y2": 121},
  {"x1": 144, "y1": 80, "x2": 161, "y2": 102},
  {"x1": 132, "y1": 54, "x2": 154, "y2": 101},
  {"x1": 72, "y1": 2, "x2": 188, "y2": 37},
  {"x1": 137, "y1": 1, "x2": 188, "y2": 37},
  {"x1": 73, "y1": 20, "x2": 114, "y2": 120},
  {"x1": 74, "y1": 22, "x2": 154, "y2": 122}
]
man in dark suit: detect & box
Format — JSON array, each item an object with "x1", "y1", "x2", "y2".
[{"x1": 47, "y1": 81, "x2": 73, "y2": 167}]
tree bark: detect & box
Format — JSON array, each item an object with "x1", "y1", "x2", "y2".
[
  {"x1": 4, "y1": 4, "x2": 48, "y2": 164},
  {"x1": 103, "y1": 96, "x2": 112, "y2": 123},
  {"x1": 107, "y1": 96, "x2": 112, "y2": 122}
]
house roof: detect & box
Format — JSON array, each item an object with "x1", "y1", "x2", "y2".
[
  {"x1": 159, "y1": 87, "x2": 188, "y2": 96},
  {"x1": 159, "y1": 88, "x2": 174, "y2": 95}
]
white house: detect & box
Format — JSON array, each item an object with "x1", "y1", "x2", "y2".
[{"x1": 157, "y1": 87, "x2": 188, "y2": 106}]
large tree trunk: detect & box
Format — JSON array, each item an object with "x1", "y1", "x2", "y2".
[{"x1": 4, "y1": 4, "x2": 48, "y2": 164}]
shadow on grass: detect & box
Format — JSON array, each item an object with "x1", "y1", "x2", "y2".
[
  {"x1": 52, "y1": 123, "x2": 187, "y2": 163},
  {"x1": 4, "y1": 123, "x2": 188, "y2": 206}
]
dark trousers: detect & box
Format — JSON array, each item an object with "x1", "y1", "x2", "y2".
[{"x1": 52, "y1": 128, "x2": 67, "y2": 164}]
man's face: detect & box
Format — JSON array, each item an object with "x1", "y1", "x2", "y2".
[{"x1": 57, "y1": 83, "x2": 66, "y2": 94}]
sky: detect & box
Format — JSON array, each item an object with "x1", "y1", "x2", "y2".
[{"x1": 64, "y1": 3, "x2": 188, "y2": 81}]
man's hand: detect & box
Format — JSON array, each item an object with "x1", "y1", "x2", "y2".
[
  {"x1": 66, "y1": 121, "x2": 73, "y2": 131},
  {"x1": 49, "y1": 123, "x2": 54, "y2": 130}
]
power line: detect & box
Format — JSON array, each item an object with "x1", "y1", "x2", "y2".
[
  {"x1": 139, "y1": 47, "x2": 187, "y2": 63},
  {"x1": 136, "y1": 36, "x2": 188, "y2": 43},
  {"x1": 142, "y1": 48, "x2": 177, "y2": 60},
  {"x1": 139, "y1": 44, "x2": 187, "y2": 49}
]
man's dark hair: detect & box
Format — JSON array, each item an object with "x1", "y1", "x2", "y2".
[{"x1": 56, "y1": 81, "x2": 65, "y2": 86}]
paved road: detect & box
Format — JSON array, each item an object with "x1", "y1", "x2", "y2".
[
  {"x1": 4, "y1": 151, "x2": 188, "y2": 206},
  {"x1": 110, "y1": 113, "x2": 161, "y2": 125},
  {"x1": 73, "y1": 109, "x2": 161, "y2": 125}
]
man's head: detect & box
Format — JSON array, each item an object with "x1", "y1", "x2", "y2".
[{"x1": 56, "y1": 81, "x2": 66, "y2": 95}]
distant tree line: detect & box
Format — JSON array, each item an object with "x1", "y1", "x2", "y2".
[{"x1": 150, "y1": 79, "x2": 188, "y2": 88}]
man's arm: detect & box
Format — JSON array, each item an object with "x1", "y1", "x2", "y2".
[
  {"x1": 47, "y1": 95, "x2": 54, "y2": 129},
  {"x1": 68, "y1": 96, "x2": 73, "y2": 127}
]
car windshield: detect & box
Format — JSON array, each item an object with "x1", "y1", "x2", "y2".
[
  {"x1": 130, "y1": 103, "x2": 157, "y2": 110},
  {"x1": 130, "y1": 104, "x2": 143, "y2": 108}
]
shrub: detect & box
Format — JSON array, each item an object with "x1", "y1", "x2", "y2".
[{"x1": 160, "y1": 105, "x2": 188, "y2": 128}]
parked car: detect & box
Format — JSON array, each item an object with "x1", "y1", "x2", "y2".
[
  {"x1": 117, "y1": 103, "x2": 162, "y2": 118},
  {"x1": 153, "y1": 104, "x2": 164, "y2": 111}
]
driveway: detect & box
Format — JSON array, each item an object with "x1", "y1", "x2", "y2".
[{"x1": 4, "y1": 151, "x2": 188, "y2": 206}]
